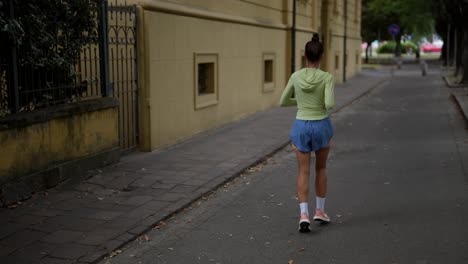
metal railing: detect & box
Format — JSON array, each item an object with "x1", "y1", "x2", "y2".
[
  {"x1": 0, "y1": 0, "x2": 105, "y2": 115},
  {"x1": 0, "y1": 0, "x2": 138, "y2": 150}
]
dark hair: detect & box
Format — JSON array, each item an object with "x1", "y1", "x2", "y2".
[{"x1": 305, "y1": 33, "x2": 324, "y2": 63}]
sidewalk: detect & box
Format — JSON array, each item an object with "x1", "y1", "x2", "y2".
[{"x1": 0, "y1": 70, "x2": 389, "y2": 264}]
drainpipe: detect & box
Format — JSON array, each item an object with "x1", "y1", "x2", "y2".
[
  {"x1": 343, "y1": 0, "x2": 348, "y2": 82},
  {"x1": 291, "y1": 0, "x2": 296, "y2": 75}
]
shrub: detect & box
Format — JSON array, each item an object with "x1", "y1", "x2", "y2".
[
  {"x1": 377, "y1": 41, "x2": 419, "y2": 54},
  {"x1": 0, "y1": 0, "x2": 99, "y2": 112}
]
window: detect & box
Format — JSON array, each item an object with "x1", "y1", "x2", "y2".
[
  {"x1": 335, "y1": 54, "x2": 340, "y2": 70},
  {"x1": 263, "y1": 53, "x2": 276, "y2": 93},
  {"x1": 194, "y1": 53, "x2": 218, "y2": 109},
  {"x1": 198, "y1": 63, "x2": 214, "y2": 95},
  {"x1": 264, "y1": 60, "x2": 273, "y2": 83}
]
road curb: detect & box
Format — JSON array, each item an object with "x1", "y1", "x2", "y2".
[
  {"x1": 443, "y1": 75, "x2": 468, "y2": 88},
  {"x1": 451, "y1": 93, "x2": 468, "y2": 125}
]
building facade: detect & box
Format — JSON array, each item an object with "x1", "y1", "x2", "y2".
[{"x1": 133, "y1": 0, "x2": 362, "y2": 151}]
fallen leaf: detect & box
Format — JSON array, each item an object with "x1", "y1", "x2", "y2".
[
  {"x1": 288, "y1": 260, "x2": 294, "y2": 264},
  {"x1": 168, "y1": 247, "x2": 174, "y2": 251},
  {"x1": 298, "y1": 248, "x2": 305, "y2": 251},
  {"x1": 336, "y1": 214, "x2": 342, "y2": 218},
  {"x1": 110, "y1": 249, "x2": 123, "y2": 257}
]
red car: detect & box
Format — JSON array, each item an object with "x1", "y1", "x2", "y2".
[{"x1": 421, "y1": 43, "x2": 442, "y2": 53}]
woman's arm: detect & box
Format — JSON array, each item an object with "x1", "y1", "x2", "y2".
[
  {"x1": 324, "y1": 75, "x2": 335, "y2": 111},
  {"x1": 279, "y1": 78, "x2": 297, "y2": 107}
]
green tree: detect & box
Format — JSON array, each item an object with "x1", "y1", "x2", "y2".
[
  {"x1": 367, "y1": 0, "x2": 434, "y2": 57},
  {"x1": 0, "y1": 0, "x2": 98, "y2": 111},
  {"x1": 433, "y1": 0, "x2": 468, "y2": 84},
  {"x1": 361, "y1": 0, "x2": 387, "y2": 62}
]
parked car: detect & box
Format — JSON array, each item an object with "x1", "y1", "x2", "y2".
[{"x1": 421, "y1": 42, "x2": 442, "y2": 53}]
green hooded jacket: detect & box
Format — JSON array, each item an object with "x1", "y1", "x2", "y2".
[{"x1": 279, "y1": 68, "x2": 335, "y2": 120}]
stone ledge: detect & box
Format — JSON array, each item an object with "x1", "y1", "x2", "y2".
[
  {"x1": 0, "y1": 147, "x2": 121, "y2": 207},
  {"x1": 0, "y1": 97, "x2": 118, "y2": 131}
]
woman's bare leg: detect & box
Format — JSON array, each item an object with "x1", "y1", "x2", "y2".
[
  {"x1": 315, "y1": 144, "x2": 330, "y2": 197},
  {"x1": 295, "y1": 147, "x2": 311, "y2": 203}
]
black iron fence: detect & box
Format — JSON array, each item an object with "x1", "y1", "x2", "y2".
[{"x1": 0, "y1": 0, "x2": 138, "y2": 149}]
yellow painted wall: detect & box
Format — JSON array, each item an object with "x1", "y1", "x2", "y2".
[
  {"x1": 142, "y1": 10, "x2": 287, "y2": 150},
  {"x1": 321, "y1": 0, "x2": 362, "y2": 83},
  {"x1": 134, "y1": 0, "x2": 361, "y2": 151},
  {"x1": 0, "y1": 103, "x2": 118, "y2": 181}
]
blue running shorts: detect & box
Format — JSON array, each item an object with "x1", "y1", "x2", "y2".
[{"x1": 290, "y1": 117, "x2": 334, "y2": 152}]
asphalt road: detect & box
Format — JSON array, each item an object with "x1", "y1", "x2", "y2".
[{"x1": 104, "y1": 66, "x2": 468, "y2": 264}]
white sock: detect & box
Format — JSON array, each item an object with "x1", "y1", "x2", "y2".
[
  {"x1": 299, "y1": 202, "x2": 309, "y2": 216},
  {"x1": 316, "y1": 197, "x2": 326, "y2": 211}
]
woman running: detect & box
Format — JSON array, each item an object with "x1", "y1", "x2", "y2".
[{"x1": 280, "y1": 33, "x2": 335, "y2": 233}]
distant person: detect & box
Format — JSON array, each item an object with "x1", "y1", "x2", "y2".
[{"x1": 280, "y1": 33, "x2": 335, "y2": 233}]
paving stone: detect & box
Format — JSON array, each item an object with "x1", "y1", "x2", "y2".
[
  {"x1": 84, "y1": 201, "x2": 131, "y2": 210},
  {"x1": 10, "y1": 241, "x2": 54, "y2": 261},
  {"x1": 41, "y1": 230, "x2": 84, "y2": 244},
  {"x1": 0, "y1": 244, "x2": 16, "y2": 256},
  {"x1": 137, "y1": 213, "x2": 167, "y2": 227},
  {"x1": 46, "y1": 243, "x2": 94, "y2": 260},
  {"x1": 39, "y1": 257, "x2": 74, "y2": 264},
  {"x1": 0, "y1": 223, "x2": 23, "y2": 240},
  {"x1": 78, "y1": 229, "x2": 121, "y2": 246},
  {"x1": 124, "y1": 188, "x2": 167, "y2": 197},
  {"x1": 12, "y1": 215, "x2": 47, "y2": 226},
  {"x1": 29, "y1": 222, "x2": 64, "y2": 233},
  {"x1": 183, "y1": 179, "x2": 208, "y2": 187},
  {"x1": 87, "y1": 172, "x2": 118, "y2": 186},
  {"x1": 151, "y1": 182, "x2": 176, "y2": 190},
  {"x1": 114, "y1": 232, "x2": 135, "y2": 243},
  {"x1": 0, "y1": 229, "x2": 46, "y2": 249},
  {"x1": 140, "y1": 201, "x2": 170, "y2": 214},
  {"x1": 86, "y1": 210, "x2": 123, "y2": 221},
  {"x1": 77, "y1": 249, "x2": 107, "y2": 263},
  {"x1": 127, "y1": 225, "x2": 150, "y2": 235},
  {"x1": 100, "y1": 217, "x2": 138, "y2": 230},
  {"x1": 29, "y1": 208, "x2": 66, "y2": 217},
  {"x1": 0, "y1": 255, "x2": 36, "y2": 264},
  {"x1": 169, "y1": 184, "x2": 200, "y2": 194},
  {"x1": 159, "y1": 178, "x2": 187, "y2": 184},
  {"x1": 124, "y1": 207, "x2": 155, "y2": 219},
  {"x1": 117, "y1": 195, "x2": 153, "y2": 206},
  {"x1": 101, "y1": 239, "x2": 127, "y2": 251},
  {"x1": 104, "y1": 174, "x2": 141, "y2": 190},
  {"x1": 46, "y1": 216, "x2": 106, "y2": 232},
  {"x1": 129, "y1": 175, "x2": 160, "y2": 188},
  {"x1": 50, "y1": 199, "x2": 88, "y2": 211},
  {"x1": 153, "y1": 192, "x2": 187, "y2": 202}
]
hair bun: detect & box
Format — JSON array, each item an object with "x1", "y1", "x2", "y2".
[{"x1": 312, "y1": 33, "x2": 320, "y2": 42}]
